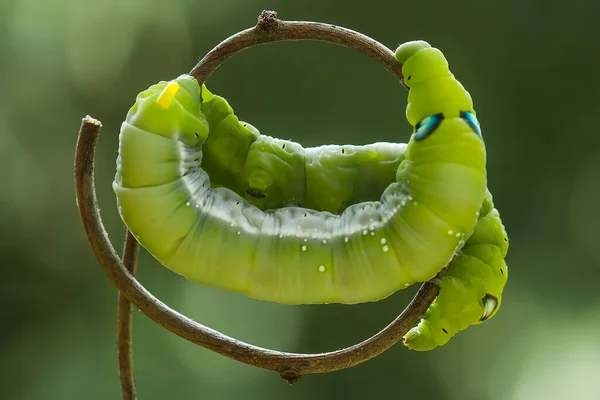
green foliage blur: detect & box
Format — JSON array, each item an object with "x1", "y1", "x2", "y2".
[{"x1": 2, "y1": 0, "x2": 599, "y2": 398}]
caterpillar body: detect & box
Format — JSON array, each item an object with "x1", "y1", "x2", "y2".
[{"x1": 113, "y1": 41, "x2": 490, "y2": 307}]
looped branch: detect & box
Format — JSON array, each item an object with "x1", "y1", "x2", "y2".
[
  {"x1": 190, "y1": 10, "x2": 406, "y2": 88},
  {"x1": 74, "y1": 11, "x2": 441, "y2": 387}
]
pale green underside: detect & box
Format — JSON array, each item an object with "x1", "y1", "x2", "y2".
[{"x1": 113, "y1": 74, "x2": 488, "y2": 305}]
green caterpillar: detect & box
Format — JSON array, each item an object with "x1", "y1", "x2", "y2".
[{"x1": 113, "y1": 41, "x2": 508, "y2": 349}]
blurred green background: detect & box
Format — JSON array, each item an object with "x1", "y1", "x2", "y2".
[{"x1": 2, "y1": 0, "x2": 599, "y2": 399}]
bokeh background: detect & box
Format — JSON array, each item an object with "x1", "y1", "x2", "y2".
[{"x1": 2, "y1": 0, "x2": 600, "y2": 399}]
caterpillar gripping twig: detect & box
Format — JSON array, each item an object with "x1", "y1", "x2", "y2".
[{"x1": 113, "y1": 40, "x2": 508, "y2": 347}]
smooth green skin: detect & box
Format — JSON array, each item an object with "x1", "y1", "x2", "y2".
[
  {"x1": 113, "y1": 41, "x2": 488, "y2": 305},
  {"x1": 403, "y1": 189, "x2": 508, "y2": 350}
]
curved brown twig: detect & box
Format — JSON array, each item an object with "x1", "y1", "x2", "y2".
[
  {"x1": 75, "y1": 117, "x2": 442, "y2": 385},
  {"x1": 117, "y1": 230, "x2": 139, "y2": 400},
  {"x1": 74, "y1": 11, "x2": 441, "y2": 386},
  {"x1": 190, "y1": 10, "x2": 406, "y2": 88}
]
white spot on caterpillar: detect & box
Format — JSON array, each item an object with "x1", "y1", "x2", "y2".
[
  {"x1": 237, "y1": 231, "x2": 241, "y2": 235},
  {"x1": 303, "y1": 238, "x2": 308, "y2": 243},
  {"x1": 475, "y1": 211, "x2": 480, "y2": 217},
  {"x1": 382, "y1": 245, "x2": 389, "y2": 253},
  {"x1": 414, "y1": 202, "x2": 418, "y2": 206},
  {"x1": 185, "y1": 201, "x2": 190, "y2": 207},
  {"x1": 279, "y1": 233, "x2": 284, "y2": 239},
  {"x1": 407, "y1": 195, "x2": 413, "y2": 201},
  {"x1": 344, "y1": 237, "x2": 349, "y2": 243},
  {"x1": 370, "y1": 231, "x2": 376, "y2": 236},
  {"x1": 301, "y1": 245, "x2": 307, "y2": 252},
  {"x1": 362, "y1": 229, "x2": 368, "y2": 235},
  {"x1": 447, "y1": 229, "x2": 454, "y2": 235},
  {"x1": 195, "y1": 204, "x2": 200, "y2": 208},
  {"x1": 230, "y1": 222, "x2": 235, "y2": 228},
  {"x1": 322, "y1": 239, "x2": 327, "y2": 244},
  {"x1": 455, "y1": 232, "x2": 461, "y2": 238},
  {"x1": 318, "y1": 265, "x2": 325, "y2": 272},
  {"x1": 380, "y1": 238, "x2": 387, "y2": 245},
  {"x1": 401, "y1": 200, "x2": 407, "y2": 206}
]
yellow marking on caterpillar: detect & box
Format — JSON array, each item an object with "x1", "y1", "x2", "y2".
[{"x1": 156, "y1": 82, "x2": 181, "y2": 109}]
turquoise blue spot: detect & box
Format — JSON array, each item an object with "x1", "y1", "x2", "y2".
[
  {"x1": 414, "y1": 113, "x2": 444, "y2": 141},
  {"x1": 460, "y1": 111, "x2": 482, "y2": 138}
]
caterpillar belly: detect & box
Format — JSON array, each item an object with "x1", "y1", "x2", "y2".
[
  {"x1": 403, "y1": 190, "x2": 509, "y2": 350},
  {"x1": 113, "y1": 40, "x2": 488, "y2": 305}
]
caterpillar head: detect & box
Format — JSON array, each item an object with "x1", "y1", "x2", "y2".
[
  {"x1": 395, "y1": 40, "x2": 435, "y2": 87},
  {"x1": 395, "y1": 41, "x2": 475, "y2": 127},
  {"x1": 126, "y1": 74, "x2": 209, "y2": 147}
]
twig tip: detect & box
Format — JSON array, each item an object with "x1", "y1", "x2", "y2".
[{"x1": 83, "y1": 115, "x2": 103, "y2": 127}]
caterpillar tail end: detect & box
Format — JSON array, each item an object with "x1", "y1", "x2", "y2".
[
  {"x1": 403, "y1": 326, "x2": 439, "y2": 351},
  {"x1": 156, "y1": 82, "x2": 181, "y2": 109}
]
